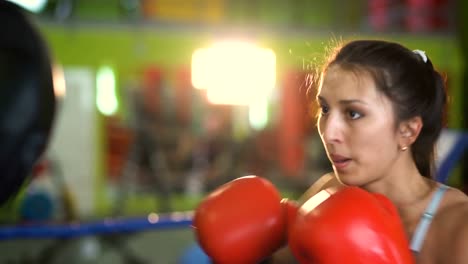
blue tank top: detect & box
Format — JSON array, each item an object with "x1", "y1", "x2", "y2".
[{"x1": 410, "y1": 184, "x2": 449, "y2": 253}]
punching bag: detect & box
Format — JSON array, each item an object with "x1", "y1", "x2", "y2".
[
  {"x1": 0, "y1": 1, "x2": 56, "y2": 205},
  {"x1": 278, "y1": 70, "x2": 308, "y2": 177}
]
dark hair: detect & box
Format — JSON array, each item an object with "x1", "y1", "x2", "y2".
[
  {"x1": 321, "y1": 40, "x2": 447, "y2": 179},
  {"x1": 0, "y1": 1, "x2": 56, "y2": 205}
]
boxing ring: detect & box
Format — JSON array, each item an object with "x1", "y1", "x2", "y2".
[
  {"x1": 0, "y1": 212, "x2": 193, "y2": 240},
  {"x1": 0, "y1": 129, "x2": 467, "y2": 263},
  {"x1": 435, "y1": 129, "x2": 468, "y2": 184},
  {"x1": 0, "y1": 211, "x2": 208, "y2": 264}
]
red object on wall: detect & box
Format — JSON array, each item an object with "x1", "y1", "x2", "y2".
[
  {"x1": 369, "y1": 0, "x2": 392, "y2": 31},
  {"x1": 142, "y1": 66, "x2": 163, "y2": 116},
  {"x1": 174, "y1": 66, "x2": 192, "y2": 126},
  {"x1": 405, "y1": 0, "x2": 449, "y2": 32},
  {"x1": 277, "y1": 70, "x2": 309, "y2": 177},
  {"x1": 105, "y1": 117, "x2": 134, "y2": 182}
]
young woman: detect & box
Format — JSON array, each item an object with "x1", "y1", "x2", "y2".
[{"x1": 271, "y1": 39, "x2": 468, "y2": 263}]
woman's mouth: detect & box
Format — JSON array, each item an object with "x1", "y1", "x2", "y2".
[{"x1": 330, "y1": 154, "x2": 352, "y2": 170}]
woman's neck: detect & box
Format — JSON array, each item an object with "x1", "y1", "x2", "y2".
[{"x1": 361, "y1": 157, "x2": 435, "y2": 208}]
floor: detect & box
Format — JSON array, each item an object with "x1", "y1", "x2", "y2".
[{"x1": 0, "y1": 227, "x2": 201, "y2": 264}]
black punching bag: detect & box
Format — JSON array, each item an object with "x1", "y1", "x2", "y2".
[{"x1": 0, "y1": 1, "x2": 56, "y2": 205}]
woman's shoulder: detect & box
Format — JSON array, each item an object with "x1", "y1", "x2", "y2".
[
  {"x1": 436, "y1": 186, "x2": 468, "y2": 230},
  {"x1": 434, "y1": 187, "x2": 468, "y2": 263},
  {"x1": 439, "y1": 186, "x2": 468, "y2": 217}
]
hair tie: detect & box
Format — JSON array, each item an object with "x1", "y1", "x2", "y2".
[{"x1": 413, "y1": 49, "x2": 428, "y2": 63}]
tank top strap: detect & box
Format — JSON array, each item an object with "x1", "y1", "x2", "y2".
[{"x1": 410, "y1": 184, "x2": 449, "y2": 253}]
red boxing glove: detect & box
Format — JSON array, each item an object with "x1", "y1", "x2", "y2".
[
  {"x1": 281, "y1": 198, "x2": 299, "y2": 241},
  {"x1": 193, "y1": 176, "x2": 296, "y2": 264},
  {"x1": 288, "y1": 186, "x2": 415, "y2": 264}
]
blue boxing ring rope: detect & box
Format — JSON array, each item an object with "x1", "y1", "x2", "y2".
[
  {"x1": 0, "y1": 211, "x2": 205, "y2": 264},
  {"x1": 0, "y1": 211, "x2": 193, "y2": 240},
  {"x1": 435, "y1": 129, "x2": 468, "y2": 184}
]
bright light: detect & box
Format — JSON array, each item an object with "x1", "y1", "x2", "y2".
[
  {"x1": 96, "y1": 66, "x2": 118, "y2": 116},
  {"x1": 147, "y1": 213, "x2": 159, "y2": 224},
  {"x1": 52, "y1": 63, "x2": 66, "y2": 99},
  {"x1": 191, "y1": 48, "x2": 209, "y2": 89},
  {"x1": 7, "y1": 0, "x2": 48, "y2": 13},
  {"x1": 249, "y1": 98, "x2": 269, "y2": 130},
  {"x1": 191, "y1": 41, "x2": 276, "y2": 105}
]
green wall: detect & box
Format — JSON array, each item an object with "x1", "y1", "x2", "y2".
[{"x1": 39, "y1": 23, "x2": 463, "y2": 128}]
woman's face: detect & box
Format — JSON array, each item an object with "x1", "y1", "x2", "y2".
[{"x1": 317, "y1": 65, "x2": 401, "y2": 186}]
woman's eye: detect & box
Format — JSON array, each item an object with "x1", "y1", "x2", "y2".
[
  {"x1": 320, "y1": 105, "x2": 329, "y2": 115},
  {"x1": 348, "y1": 110, "x2": 362, "y2": 120}
]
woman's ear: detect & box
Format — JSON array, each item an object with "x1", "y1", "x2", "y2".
[{"x1": 398, "y1": 116, "x2": 423, "y2": 148}]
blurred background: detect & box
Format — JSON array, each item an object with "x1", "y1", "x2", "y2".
[{"x1": 0, "y1": 0, "x2": 467, "y2": 263}]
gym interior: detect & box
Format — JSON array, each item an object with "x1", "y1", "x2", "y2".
[{"x1": 0, "y1": 1, "x2": 467, "y2": 263}]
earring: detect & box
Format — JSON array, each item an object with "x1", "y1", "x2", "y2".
[{"x1": 400, "y1": 146, "x2": 408, "y2": 151}]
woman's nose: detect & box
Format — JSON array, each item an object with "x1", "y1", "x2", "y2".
[{"x1": 319, "y1": 114, "x2": 342, "y2": 144}]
